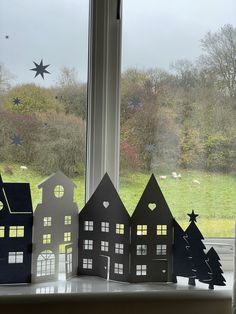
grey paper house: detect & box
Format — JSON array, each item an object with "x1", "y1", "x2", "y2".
[
  {"x1": 130, "y1": 174, "x2": 174, "y2": 282},
  {"x1": 32, "y1": 171, "x2": 78, "y2": 282},
  {"x1": 0, "y1": 175, "x2": 33, "y2": 284},
  {"x1": 78, "y1": 173, "x2": 130, "y2": 282}
]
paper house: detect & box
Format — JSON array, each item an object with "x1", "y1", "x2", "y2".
[
  {"x1": 130, "y1": 174, "x2": 174, "y2": 282},
  {"x1": 32, "y1": 171, "x2": 78, "y2": 282},
  {"x1": 0, "y1": 175, "x2": 33, "y2": 284},
  {"x1": 78, "y1": 173, "x2": 130, "y2": 282}
]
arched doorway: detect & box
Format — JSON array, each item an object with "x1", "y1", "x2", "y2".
[{"x1": 37, "y1": 250, "x2": 55, "y2": 277}]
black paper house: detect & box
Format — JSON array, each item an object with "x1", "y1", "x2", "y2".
[
  {"x1": 78, "y1": 173, "x2": 130, "y2": 282},
  {"x1": 32, "y1": 171, "x2": 78, "y2": 282},
  {"x1": 0, "y1": 175, "x2": 33, "y2": 284},
  {"x1": 130, "y1": 174, "x2": 174, "y2": 282}
]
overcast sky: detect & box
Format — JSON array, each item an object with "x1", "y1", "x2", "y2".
[{"x1": 0, "y1": 0, "x2": 235, "y2": 87}]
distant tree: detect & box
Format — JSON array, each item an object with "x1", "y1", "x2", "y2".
[
  {"x1": 57, "y1": 67, "x2": 79, "y2": 87},
  {"x1": 199, "y1": 24, "x2": 236, "y2": 99},
  {"x1": 173, "y1": 220, "x2": 196, "y2": 283},
  {"x1": 0, "y1": 63, "x2": 14, "y2": 93},
  {"x1": 55, "y1": 67, "x2": 86, "y2": 119},
  {"x1": 3, "y1": 84, "x2": 62, "y2": 114},
  {"x1": 171, "y1": 59, "x2": 198, "y2": 90},
  {"x1": 185, "y1": 211, "x2": 212, "y2": 286},
  {"x1": 206, "y1": 247, "x2": 226, "y2": 290}
]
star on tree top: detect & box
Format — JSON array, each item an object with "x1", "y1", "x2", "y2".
[
  {"x1": 30, "y1": 59, "x2": 50, "y2": 79},
  {"x1": 187, "y1": 210, "x2": 199, "y2": 223}
]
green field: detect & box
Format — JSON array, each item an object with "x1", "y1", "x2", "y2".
[{"x1": 0, "y1": 163, "x2": 235, "y2": 237}]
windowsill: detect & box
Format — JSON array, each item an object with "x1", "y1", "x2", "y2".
[
  {"x1": 0, "y1": 274, "x2": 232, "y2": 314},
  {"x1": 0, "y1": 272, "x2": 233, "y2": 296}
]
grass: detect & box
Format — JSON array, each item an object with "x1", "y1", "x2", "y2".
[{"x1": 1, "y1": 163, "x2": 235, "y2": 237}]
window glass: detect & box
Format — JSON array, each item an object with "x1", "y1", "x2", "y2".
[
  {"x1": 83, "y1": 239, "x2": 93, "y2": 250},
  {"x1": 0, "y1": 0, "x2": 89, "y2": 210},
  {"x1": 120, "y1": 0, "x2": 236, "y2": 237},
  {"x1": 9, "y1": 226, "x2": 24, "y2": 237},
  {"x1": 84, "y1": 221, "x2": 93, "y2": 231},
  {"x1": 0, "y1": 226, "x2": 5, "y2": 237}
]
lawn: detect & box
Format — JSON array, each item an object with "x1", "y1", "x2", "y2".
[{"x1": 0, "y1": 163, "x2": 235, "y2": 237}]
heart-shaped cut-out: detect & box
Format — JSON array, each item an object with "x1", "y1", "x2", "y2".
[
  {"x1": 148, "y1": 203, "x2": 156, "y2": 210},
  {"x1": 103, "y1": 201, "x2": 109, "y2": 208}
]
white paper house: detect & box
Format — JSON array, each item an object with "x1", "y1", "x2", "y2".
[{"x1": 32, "y1": 171, "x2": 78, "y2": 282}]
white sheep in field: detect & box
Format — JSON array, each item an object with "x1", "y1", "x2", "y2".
[
  {"x1": 20, "y1": 166, "x2": 28, "y2": 171},
  {"x1": 193, "y1": 179, "x2": 200, "y2": 185},
  {"x1": 159, "y1": 175, "x2": 167, "y2": 180},
  {"x1": 172, "y1": 172, "x2": 182, "y2": 179}
]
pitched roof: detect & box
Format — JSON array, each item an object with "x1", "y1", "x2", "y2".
[
  {"x1": 3, "y1": 182, "x2": 33, "y2": 214},
  {"x1": 132, "y1": 174, "x2": 173, "y2": 220},
  {"x1": 38, "y1": 170, "x2": 76, "y2": 189},
  {"x1": 80, "y1": 173, "x2": 129, "y2": 219}
]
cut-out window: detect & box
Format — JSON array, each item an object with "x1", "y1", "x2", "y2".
[
  {"x1": 0, "y1": 226, "x2": 5, "y2": 238},
  {"x1": 101, "y1": 240, "x2": 109, "y2": 252},
  {"x1": 156, "y1": 244, "x2": 167, "y2": 255},
  {"x1": 54, "y1": 185, "x2": 64, "y2": 198},
  {"x1": 37, "y1": 250, "x2": 55, "y2": 277},
  {"x1": 136, "y1": 265, "x2": 147, "y2": 276},
  {"x1": 114, "y1": 263, "x2": 123, "y2": 275},
  {"x1": 43, "y1": 234, "x2": 51, "y2": 244},
  {"x1": 157, "y1": 225, "x2": 167, "y2": 235},
  {"x1": 0, "y1": 201, "x2": 3, "y2": 211},
  {"x1": 64, "y1": 216, "x2": 72, "y2": 225},
  {"x1": 136, "y1": 244, "x2": 147, "y2": 255},
  {"x1": 64, "y1": 232, "x2": 71, "y2": 242},
  {"x1": 43, "y1": 217, "x2": 52, "y2": 227},
  {"x1": 9, "y1": 226, "x2": 24, "y2": 237},
  {"x1": 101, "y1": 221, "x2": 109, "y2": 232},
  {"x1": 137, "y1": 225, "x2": 147, "y2": 235},
  {"x1": 116, "y1": 223, "x2": 124, "y2": 234},
  {"x1": 83, "y1": 258, "x2": 93, "y2": 269},
  {"x1": 83, "y1": 239, "x2": 93, "y2": 250},
  {"x1": 115, "y1": 243, "x2": 124, "y2": 254},
  {"x1": 8, "y1": 252, "x2": 23, "y2": 264},
  {"x1": 84, "y1": 221, "x2": 93, "y2": 231}
]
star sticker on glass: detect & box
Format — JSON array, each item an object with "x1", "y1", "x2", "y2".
[
  {"x1": 30, "y1": 59, "x2": 50, "y2": 79},
  {"x1": 187, "y1": 210, "x2": 199, "y2": 223},
  {"x1": 13, "y1": 97, "x2": 21, "y2": 106},
  {"x1": 11, "y1": 134, "x2": 23, "y2": 146}
]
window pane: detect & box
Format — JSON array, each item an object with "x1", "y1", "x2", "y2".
[
  {"x1": 0, "y1": 0, "x2": 88, "y2": 209},
  {"x1": 120, "y1": 0, "x2": 236, "y2": 237}
]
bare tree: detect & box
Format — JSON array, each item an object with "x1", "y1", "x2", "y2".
[
  {"x1": 199, "y1": 24, "x2": 236, "y2": 98},
  {"x1": 0, "y1": 63, "x2": 13, "y2": 93}
]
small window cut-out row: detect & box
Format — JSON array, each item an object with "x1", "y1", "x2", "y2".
[
  {"x1": 136, "y1": 244, "x2": 167, "y2": 255},
  {"x1": 43, "y1": 216, "x2": 71, "y2": 227},
  {"x1": 42, "y1": 232, "x2": 71, "y2": 244},
  {"x1": 84, "y1": 221, "x2": 125, "y2": 234},
  {"x1": 0, "y1": 226, "x2": 24, "y2": 238},
  {"x1": 82, "y1": 259, "x2": 124, "y2": 275},
  {"x1": 83, "y1": 240, "x2": 124, "y2": 254},
  {"x1": 137, "y1": 224, "x2": 167, "y2": 235}
]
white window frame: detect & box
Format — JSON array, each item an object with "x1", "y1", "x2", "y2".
[{"x1": 86, "y1": 0, "x2": 233, "y2": 271}]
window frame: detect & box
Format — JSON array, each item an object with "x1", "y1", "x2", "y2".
[{"x1": 86, "y1": 0, "x2": 233, "y2": 271}]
